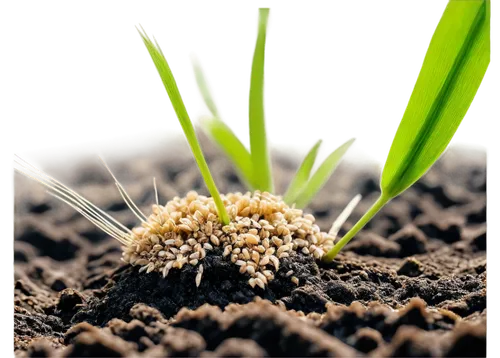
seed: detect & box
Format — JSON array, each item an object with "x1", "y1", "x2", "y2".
[
  {"x1": 283, "y1": 235, "x2": 292, "y2": 244},
  {"x1": 265, "y1": 247, "x2": 275, "y2": 256},
  {"x1": 256, "y1": 272, "x2": 268, "y2": 285},
  {"x1": 272, "y1": 237, "x2": 283, "y2": 247},
  {"x1": 139, "y1": 265, "x2": 148, "y2": 273},
  {"x1": 302, "y1": 247, "x2": 310, "y2": 255},
  {"x1": 146, "y1": 263, "x2": 155, "y2": 273},
  {"x1": 158, "y1": 250, "x2": 166, "y2": 257},
  {"x1": 291, "y1": 276, "x2": 299, "y2": 285},
  {"x1": 164, "y1": 239, "x2": 176, "y2": 246},
  {"x1": 242, "y1": 248, "x2": 251, "y2": 260},
  {"x1": 294, "y1": 239, "x2": 307, "y2": 247},
  {"x1": 286, "y1": 270, "x2": 294, "y2": 277},
  {"x1": 194, "y1": 210, "x2": 204, "y2": 224},
  {"x1": 195, "y1": 264, "x2": 203, "y2": 287},
  {"x1": 255, "y1": 278, "x2": 266, "y2": 289},
  {"x1": 313, "y1": 249, "x2": 324, "y2": 259},
  {"x1": 150, "y1": 235, "x2": 160, "y2": 244},
  {"x1": 239, "y1": 264, "x2": 247, "y2": 274},
  {"x1": 186, "y1": 191, "x2": 198, "y2": 201},
  {"x1": 178, "y1": 224, "x2": 192, "y2": 232},
  {"x1": 223, "y1": 245, "x2": 232, "y2": 257},
  {"x1": 166, "y1": 252, "x2": 176, "y2": 260},
  {"x1": 252, "y1": 251, "x2": 260, "y2": 264},
  {"x1": 277, "y1": 245, "x2": 290, "y2": 255},
  {"x1": 210, "y1": 235, "x2": 220, "y2": 246},
  {"x1": 199, "y1": 248, "x2": 206, "y2": 259},
  {"x1": 187, "y1": 238, "x2": 197, "y2": 246},
  {"x1": 233, "y1": 248, "x2": 241, "y2": 255},
  {"x1": 262, "y1": 238, "x2": 270, "y2": 249},
  {"x1": 243, "y1": 234, "x2": 259, "y2": 245},
  {"x1": 269, "y1": 256, "x2": 280, "y2": 271},
  {"x1": 189, "y1": 259, "x2": 199, "y2": 266},
  {"x1": 236, "y1": 260, "x2": 246, "y2": 266},
  {"x1": 153, "y1": 244, "x2": 163, "y2": 251},
  {"x1": 256, "y1": 245, "x2": 266, "y2": 254},
  {"x1": 304, "y1": 214, "x2": 315, "y2": 222},
  {"x1": 205, "y1": 221, "x2": 213, "y2": 236},
  {"x1": 189, "y1": 252, "x2": 200, "y2": 260},
  {"x1": 135, "y1": 259, "x2": 149, "y2": 266},
  {"x1": 179, "y1": 245, "x2": 191, "y2": 254},
  {"x1": 231, "y1": 254, "x2": 238, "y2": 263},
  {"x1": 263, "y1": 270, "x2": 274, "y2": 279},
  {"x1": 170, "y1": 247, "x2": 179, "y2": 254},
  {"x1": 246, "y1": 265, "x2": 256, "y2": 275},
  {"x1": 278, "y1": 252, "x2": 289, "y2": 259},
  {"x1": 203, "y1": 243, "x2": 213, "y2": 250},
  {"x1": 248, "y1": 278, "x2": 256, "y2": 288},
  {"x1": 259, "y1": 255, "x2": 270, "y2": 266}
]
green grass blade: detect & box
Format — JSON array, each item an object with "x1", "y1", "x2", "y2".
[
  {"x1": 283, "y1": 140, "x2": 322, "y2": 204},
  {"x1": 189, "y1": 51, "x2": 255, "y2": 191},
  {"x1": 249, "y1": 8, "x2": 273, "y2": 193},
  {"x1": 381, "y1": 0, "x2": 490, "y2": 198},
  {"x1": 324, "y1": 0, "x2": 490, "y2": 262},
  {"x1": 137, "y1": 28, "x2": 230, "y2": 225},
  {"x1": 293, "y1": 138, "x2": 355, "y2": 209},
  {"x1": 200, "y1": 117, "x2": 255, "y2": 190}
]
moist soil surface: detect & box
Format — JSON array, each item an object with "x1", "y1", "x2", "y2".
[{"x1": 14, "y1": 137, "x2": 486, "y2": 357}]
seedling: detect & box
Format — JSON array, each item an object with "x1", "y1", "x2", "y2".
[
  {"x1": 323, "y1": 0, "x2": 490, "y2": 261},
  {"x1": 15, "y1": 1, "x2": 489, "y2": 288}
]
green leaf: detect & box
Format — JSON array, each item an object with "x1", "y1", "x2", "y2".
[
  {"x1": 283, "y1": 140, "x2": 322, "y2": 204},
  {"x1": 324, "y1": 0, "x2": 490, "y2": 262},
  {"x1": 381, "y1": 0, "x2": 490, "y2": 198},
  {"x1": 293, "y1": 138, "x2": 355, "y2": 209},
  {"x1": 249, "y1": 8, "x2": 273, "y2": 193},
  {"x1": 137, "y1": 27, "x2": 230, "y2": 225},
  {"x1": 199, "y1": 117, "x2": 255, "y2": 190},
  {"x1": 192, "y1": 58, "x2": 256, "y2": 190}
]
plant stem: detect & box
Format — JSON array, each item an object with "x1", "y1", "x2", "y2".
[{"x1": 322, "y1": 194, "x2": 390, "y2": 262}]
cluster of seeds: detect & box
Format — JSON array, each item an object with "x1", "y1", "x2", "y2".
[{"x1": 122, "y1": 191, "x2": 335, "y2": 288}]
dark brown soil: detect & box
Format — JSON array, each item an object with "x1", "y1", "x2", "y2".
[{"x1": 14, "y1": 136, "x2": 486, "y2": 357}]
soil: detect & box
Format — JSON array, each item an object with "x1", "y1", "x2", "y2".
[{"x1": 14, "y1": 136, "x2": 486, "y2": 357}]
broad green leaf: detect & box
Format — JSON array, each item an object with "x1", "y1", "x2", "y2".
[
  {"x1": 381, "y1": 0, "x2": 490, "y2": 198},
  {"x1": 324, "y1": 0, "x2": 490, "y2": 262},
  {"x1": 283, "y1": 140, "x2": 322, "y2": 205},
  {"x1": 138, "y1": 28, "x2": 230, "y2": 225},
  {"x1": 294, "y1": 138, "x2": 355, "y2": 209},
  {"x1": 192, "y1": 58, "x2": 256, "y2": 190},
  {"x1": 200, "y1": 117, "x2": 255, "y2": 190},
  {"x1": 249, "y1": 8, "x2": 273, "y2": 193}
]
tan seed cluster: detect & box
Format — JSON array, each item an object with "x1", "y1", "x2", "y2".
[{"x1": 121, "y1": 191, "x2": 335, "y2": 288}]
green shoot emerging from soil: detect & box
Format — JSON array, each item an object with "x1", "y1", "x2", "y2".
[
  {"x1": 193, "y1": 9, "x2": 355, "y2": 208},
  {"x1": 137, "y1": 28, "x2": 230, "y2": 225},
  {"x1": 323, "y1": 0, "x2": 490, "y2": 261}
]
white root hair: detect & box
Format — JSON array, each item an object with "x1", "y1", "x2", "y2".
[
  {"x1": 329, "y1": 194, "x2": 362, "y2": 240},
  {"x1": 14, "y1": 155, "x2": 134, "y2": 246}
]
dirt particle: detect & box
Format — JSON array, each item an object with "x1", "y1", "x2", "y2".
[
  {"x1": 397, "y1": 257, "x2": 424, "y2": 277},
  {"x1": 389, "y1": 225, "x2": 428, "y2": 257}
]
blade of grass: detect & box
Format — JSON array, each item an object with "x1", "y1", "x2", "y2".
[
  {"x1": 283, "y1": 140, "x2": 322, "y2": 204},
  {"x1": 323, "y1": 0, "x2": 490, "y2": 262},
  {"x1": 138, "y1": 27, "x2": 230, "y2": 225},
  {"x1": 249, "y1": 8, "x2": 273, "y2": 193},
  {"x1": 192, "y1": 58, "x2": 256, "y2": 189},
  {"x1": 200, "y1": 117, "x2": 255, "y2": 190},
  {"x1": 382, "y1": 0, "x2": 490, "y2": 198},
  {"x1": 293, "y1": 138, "x2": 355, "y2": 209}
]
